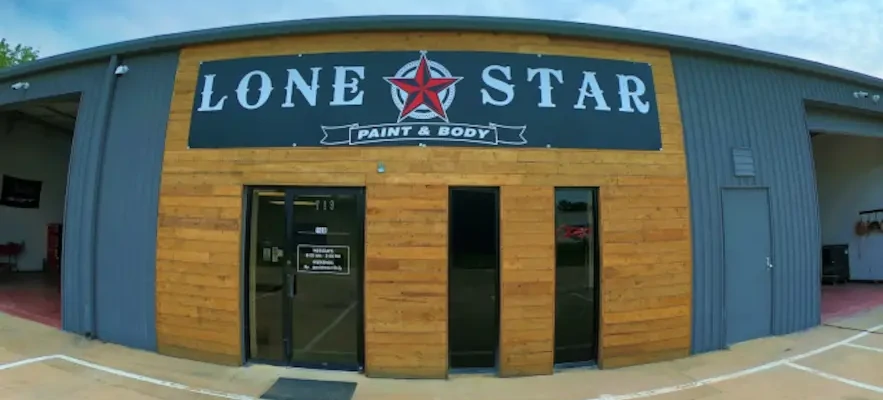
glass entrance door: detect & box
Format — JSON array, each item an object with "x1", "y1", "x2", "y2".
[
  {"x1": 247, "y1": 187, "x2": 365, "y2": 371},
  {"x1": 287, "y1": 188, "x2": 364, "y2": 369}
]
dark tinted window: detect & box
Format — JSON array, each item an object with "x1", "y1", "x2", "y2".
[{"x1": 553, "y1": 188, "x2": 599, "y2": 365}]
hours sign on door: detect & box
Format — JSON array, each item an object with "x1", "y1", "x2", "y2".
[{"x1": 296, "y1": 244, "x2": 350, "y2": 275}]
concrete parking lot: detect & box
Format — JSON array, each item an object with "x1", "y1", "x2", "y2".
[{"x1": 1, "y1": 308, "x2": 883, "y2": 400}]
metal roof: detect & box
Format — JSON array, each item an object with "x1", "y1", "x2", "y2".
[{"x1": 2, "y1": 15, "x2": 882, "y2": 88}]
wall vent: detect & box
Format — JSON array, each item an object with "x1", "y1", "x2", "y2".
[{"x1": 732, "y1": 147, "x2": 756, "y2": 177}]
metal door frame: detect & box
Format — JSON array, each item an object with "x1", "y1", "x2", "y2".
[
  {"x1": 719, "y1": 186, "x2": 775, "y2": 347},
  {"x1": 241, "y1": 185, "x2": 366, "y2": 371}
]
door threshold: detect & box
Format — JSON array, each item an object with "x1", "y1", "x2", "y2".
[
  {"x1": 553, "y1": 360, "x2": 598, "y2": 371},
  {"x1": 244, "y1": 360, "x2": 364, "y2": 374},
  {"x1": 448, "y1": 367, "x2": 497, "y2": 375}
]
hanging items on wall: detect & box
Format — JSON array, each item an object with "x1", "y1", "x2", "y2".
[
  {"x1": 855, "y1": 209, "x2": 883, "y2": 259},
  {"x1": 855, "y1": 216, "x2": 869, "y2": 236},
  {"x1": 868, "y1": 212, "x2": 882, "y2": 233},
  {"x1": 856, "y1": 209, "x2": 883, "y2": 236},
  {"x1": 858, "y1": 209, "x2": 883, "y2": 235},
  {"x1": 0, "y1": 174, "x2": 43, "y2": 209}
]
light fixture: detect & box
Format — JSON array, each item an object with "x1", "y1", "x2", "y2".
[
  {"x1": 873, "y1": 94, "x2": 881, "y2": 103},
  {"x1": 10, "y1": 82, "x2": 29, "y2": 90},
  {"x1": 377, "y1": 161, "x2": 386, "y2": 173},
  {"x1": 114, "y1": 65, "x2": 129, "y2": 76}
]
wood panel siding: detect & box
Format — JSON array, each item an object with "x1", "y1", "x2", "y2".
[
  {"x1": 499, "y1": 186, "x2": 556, "y2": 376},
  {"x1": 364, "y1": 184, "x2": 449, "y2": 378},
  {"x1": 156, "y1": 31, "x2": 692, "y2": 377}
]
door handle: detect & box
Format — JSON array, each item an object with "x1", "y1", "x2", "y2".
[
  {"x1": 287, "y1": 273, "x2": 296, "y2": 298},
  {"x1": 766, "y1": 257, "x2": 773, "y2": 269}
]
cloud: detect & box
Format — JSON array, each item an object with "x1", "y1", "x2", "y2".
[{"x1": 1, "y1": 0, "x2": 882, "y2": 78}]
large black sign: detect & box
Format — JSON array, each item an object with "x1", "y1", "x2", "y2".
[
  {"x1": 189, "y1": 51, "x2": 662, "y2": 150},
  {"x1": 0, "y1": 175, "x2": 43, "y2": 209}
]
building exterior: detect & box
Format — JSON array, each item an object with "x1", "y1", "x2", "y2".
[{"x1": 1, "y1": 16, "x2": 882, "y2": 379}]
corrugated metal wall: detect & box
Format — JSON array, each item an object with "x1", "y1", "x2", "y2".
[
  {"x1": 1, "y1": 52, "x2": 177, "y2": 350},
  {"x1": 93, "y1": 52, "x2": 178, "y2": 350},
  {"x1": 672, "y1": 53, "x2": 883, "y2": 354},
  {"x1": 1, "y1": 63, "x2": 107, "y2": 334},
  {"x1": 806, "y1": 107, "x2": 883, "y2": 139}
]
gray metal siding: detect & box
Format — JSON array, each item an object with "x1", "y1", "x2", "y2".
[
  {"x1": 1, "y1": 54, "x2": 176, "y2": 349},
  {"x1": 93, "y1": 52, "x2": 178, "y2": 350},
  {"x1": 672, "y1": 53, "x2": 883, "y2": 354},
  {"x1": 806, "y1": 107, "x2": 883, "y2": 138},
  {"x1": 1, "y1": 63, "x2": 107, "y2": 335}
]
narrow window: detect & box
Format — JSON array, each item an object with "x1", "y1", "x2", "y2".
[
  {"x1": 553, "y1": 187, "x2": 600, "y2": 365},
  {"x1": 448, "y1": 187, "x2": 500, "y2": 370}
]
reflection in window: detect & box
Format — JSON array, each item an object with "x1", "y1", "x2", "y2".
[
  {"x1": 554, "y1": 188, "x2": 599, "y2": 365},
  {"x1": 249, "y1": 190, "x2": 287, "y2": 362}
]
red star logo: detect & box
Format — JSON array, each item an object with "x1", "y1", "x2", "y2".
[{"x1": 384, "y1": 53, "x2": 463, "y2": 122}]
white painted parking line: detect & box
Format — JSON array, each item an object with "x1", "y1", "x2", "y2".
[
  {"x1": 786, "y1": 362, "x2": 883, "y2": 394},
  {"x1": 570, "y1": 292, "x2": 594, "y2": 303},
  {"x1": 844, "y1": 343, "x2": 883, "y2": 354},
  {"x1": 0, "y1": 354, "x2": 258, "y2": 400},
  {"x1": 0, "y1": 355, "x2": 57, "y2": 371},
  {"x1": 303, "y1": 301, "x2": 357, "y2": 352},
  {"x1": 1, "y1": 323, "x2": 881, "y2": 400},
  {"x1": 583, "y1": 323, "x2": 883, "y2": 400},
  {"x1": 53, "y1": 355, "x2": 259, "y2": 400}
]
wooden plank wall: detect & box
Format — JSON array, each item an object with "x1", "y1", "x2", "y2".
[
  {"x1": 156, "y1": 31, "x2": 693, "y2": 377},
  {"x1": 499, "y1": 186, "x2": 556, "y2": 376},
  {"x1": 364, "y1": 184, "x2": 449, "y2": 378}
]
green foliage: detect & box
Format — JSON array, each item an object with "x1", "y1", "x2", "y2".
[{"x1": 0, "y1": 38, "x2": 39, "y2": 68}]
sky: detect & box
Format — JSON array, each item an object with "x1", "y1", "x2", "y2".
[{"x1": 2, "y1": 0, "x2": 882, "y2": 78}]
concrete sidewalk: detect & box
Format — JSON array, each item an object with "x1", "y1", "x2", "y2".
[{"x1": 1, "y1": 309, "x2": 883, "y2": 400}]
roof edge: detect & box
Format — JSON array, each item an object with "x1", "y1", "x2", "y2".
[{"x1": 1, "y1": 15, "x2": 881, "y2": 88}]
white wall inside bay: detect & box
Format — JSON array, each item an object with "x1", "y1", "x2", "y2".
[
  {"x1": 812, "y1": 134, "x2": 883, "y2": 280},
  {"x1": 0, "y1": 115, "x2": 72, "y2": 272}
]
